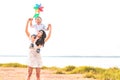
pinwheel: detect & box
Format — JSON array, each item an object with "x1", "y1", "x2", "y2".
[{"x1": 33, "y1": 3, "x2": 44, "y2": 18}]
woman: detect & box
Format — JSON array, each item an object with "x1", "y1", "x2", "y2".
[{"x1": 25, "y1": 18, "x2": 52, "y2": 80}]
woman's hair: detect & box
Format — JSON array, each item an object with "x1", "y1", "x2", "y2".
[{"x1": 35, "y1": 30, "x2": 46, "y2": 46}]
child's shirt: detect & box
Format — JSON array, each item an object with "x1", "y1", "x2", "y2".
[{"x1": 32, "y1": 24, "x2": 47, "y2": 32}]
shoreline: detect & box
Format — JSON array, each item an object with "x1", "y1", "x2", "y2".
[{"x1": 1, "y1": 56, "x2": 120, "y2": 68}]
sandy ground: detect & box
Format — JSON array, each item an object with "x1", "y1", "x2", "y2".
[{"x1": 0, "y1": 67, "x2": 97, "y2": 80}]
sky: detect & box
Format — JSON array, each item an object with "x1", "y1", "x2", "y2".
[{"x1": 0, "y1": 0, "x2": 120, "y2": 56}]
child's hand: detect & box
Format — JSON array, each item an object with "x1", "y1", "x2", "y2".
[
  {"x1": 28, "y1": 18, "x2": 33, "y2": 27},
  {"x1": 28, "y1": 18, "x2": 33, "y2": 21},
  {"x1": 47, "y1": 24, "x2": 51, "y2": 30},
  {"x1": 48, "y1": 24, "x2": 51, "y2": 27}
]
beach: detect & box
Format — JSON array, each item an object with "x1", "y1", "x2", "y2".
[
  {"x1": 0, "y1": 67, "x2": 96, "y2": 80},
  {"x1": 1, "y1": 56, "x2": 120, "y2": 68}
]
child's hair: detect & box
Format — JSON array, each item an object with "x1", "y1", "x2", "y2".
[
  {"x1": 35, "y1": 16, "x2": 42, "y2": 20},
  {"x1": 35, "y1": 30, "x2": 46, "y2": 46}
]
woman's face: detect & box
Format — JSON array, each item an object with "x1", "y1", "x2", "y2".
[{"x1": 37, "y1": 30, "x2": 43, "y2": 37}]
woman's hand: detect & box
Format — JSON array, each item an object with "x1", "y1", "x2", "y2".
[
  {"x1": 28, "y1": 18, "x2": 33, "y2": 21},
  {"x1": 48, "y1": 24, "x2": 51, "y2": 27},
  {"x1": 28, "y1": 18, "x2": 33, "y2": 27},
  {"x1": 47, "y1": 24, "x2": 51, "y2": 30}
]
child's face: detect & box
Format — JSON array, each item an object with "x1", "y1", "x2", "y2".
[{"x1": 35, "y1": 17, "x2": 42, "y2": 24}]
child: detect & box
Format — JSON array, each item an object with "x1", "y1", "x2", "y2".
[{"x1": 29, "y1": 17, "x2": 48, "y2": 34}]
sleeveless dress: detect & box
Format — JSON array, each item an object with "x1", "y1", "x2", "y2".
[{"x1": 28, "y1": 40, "x2": 42, "y2": 68}]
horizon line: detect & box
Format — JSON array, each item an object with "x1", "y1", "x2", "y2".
[{"x1": 0, "y1": 55, "x2": 120, "y2": 58}]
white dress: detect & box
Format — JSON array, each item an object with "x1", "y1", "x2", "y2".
[{"x1": 28, "y1": 41, "x2": 42, "y2": 68}]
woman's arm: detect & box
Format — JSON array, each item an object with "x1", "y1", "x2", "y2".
[
  {"x1": 25, "y1": 19, "x2": 30, "y2": 38},
  {"x1": 29, "y1": 18, "x2": 34, "y2": 28},
  {"x1": 45, "y1": 24, "x2": 52, "y2": 42}
]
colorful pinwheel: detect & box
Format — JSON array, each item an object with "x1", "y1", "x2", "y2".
[{"x1": 33, "y1": 3, "x2": 44, "y2": 18}]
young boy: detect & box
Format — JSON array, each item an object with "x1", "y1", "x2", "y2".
[{"x1": 29, "y1": 17, "x2": 48, "y2": 34}]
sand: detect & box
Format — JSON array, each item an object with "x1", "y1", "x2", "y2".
[{"x1": 0, "y1": 67, "x2": 96, "y2": 80}]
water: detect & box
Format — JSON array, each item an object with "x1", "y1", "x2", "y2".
[{"x1": 0, "y1": 55, "x2": 120, "y2": 68}]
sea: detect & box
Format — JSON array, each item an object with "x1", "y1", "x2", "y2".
[{"x1": 0, "y1": 55, "x2": 120, "y2": 68}]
